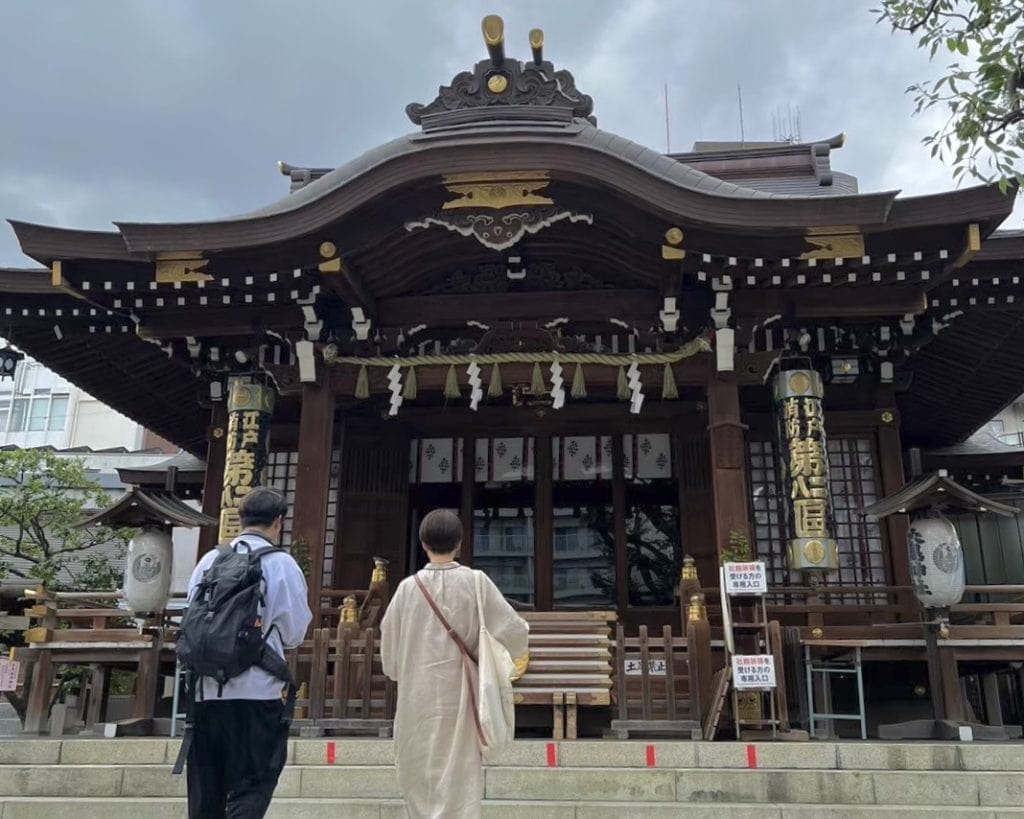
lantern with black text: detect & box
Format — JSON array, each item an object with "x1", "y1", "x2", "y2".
[{"x1": 907, "y1": 510, "x2": 965, "y2": 610}]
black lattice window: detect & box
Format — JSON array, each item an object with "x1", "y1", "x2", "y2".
[
  {"x1": 748, "y1": 440, "x2": 796, "y2": 587},
  {"x1": 748, "y1": 436, "x2": 886, "y2": 590},
  {"x1": 828, "y1": 437, "x2": 886, "y2": 587},
  {"x1": 266, "y1": 450, "x2": 298, "y2": 539}
]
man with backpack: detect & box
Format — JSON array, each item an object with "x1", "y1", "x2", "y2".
[{"x1": 176, "y1": 486, "x2": 312, "y2": 818}]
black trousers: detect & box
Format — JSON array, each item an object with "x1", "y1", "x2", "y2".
[{"x1": 186, "y1": 699, "x2": 289, "y2": 819}]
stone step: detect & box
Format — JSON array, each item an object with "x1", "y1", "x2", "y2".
[
  {"x1": 4, "y1": 738, "x2": 1024, "y2": 772},
  {"x1": 3, "y1": 764, "x2": 1024, "y2": 807},
  {"x1": 0, "y1": 799, "x2": 1021, "y2": 819}
]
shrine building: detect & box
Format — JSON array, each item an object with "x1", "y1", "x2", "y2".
[{"x1": 5, "y1": 15, "x2": 1024, "y2": 737}]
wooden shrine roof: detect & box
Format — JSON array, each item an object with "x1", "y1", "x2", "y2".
[
  {"x1": 862, "y1": 471, "x2": 1019, "y2": 520},
  {"x1": 1, "y1": 15, "x2": 1023, "y2": 454},
  {"x1": 73, "y1": 486, "x2": 216, "y2": 529}
]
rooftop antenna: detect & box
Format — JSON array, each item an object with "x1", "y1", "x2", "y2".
[
  {"x1": 737, "y1": 83, "x2": 746, "y2": 145},
  {"x1": 664, "y1": 82, "x2": 671, "y2": 153},
  {"x1": 772, "y1": 104, "x2": 803, "y2": 143}
]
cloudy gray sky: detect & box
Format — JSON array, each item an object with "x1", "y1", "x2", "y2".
[{"x1": 0, "y1": 0, "x2": 1020, "y2": 267}]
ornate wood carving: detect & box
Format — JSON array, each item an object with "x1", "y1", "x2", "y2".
[
  {"x1": 441, "y1": 171, "x2": 553, "y2": 210},
  {"x1": 800, "y1": 226, "x2": 865, "y2": 260},
  {"x1": 405, "y1": 208, "x2": 593, "y2": 251},
  {"x1": 406, "y1": 53, "x2": 595, "y2": 129}
]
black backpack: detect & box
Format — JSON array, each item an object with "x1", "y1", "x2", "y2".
[{"x1": 172, "y1": 542, "x2": 297, "y2": 774}]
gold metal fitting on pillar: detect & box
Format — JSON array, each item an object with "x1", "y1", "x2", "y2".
[
  {"x1": 341, "y1": 595, "x2": 358, "y2": 625},
  {"x1": 687, "y1": 593, "x2": 707, "y2": 623}
]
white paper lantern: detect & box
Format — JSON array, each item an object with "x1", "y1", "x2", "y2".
[
  {"x1": 907, "y1": 511, "x2": 965, "y2": 609},
  {"x1": 123, "y1": 527, "x2": 173, "y2": 617}
]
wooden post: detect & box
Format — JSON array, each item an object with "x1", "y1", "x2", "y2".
[
  {"x1": 876, "y1": 406, "x2": 914, "y2": 619},
  {"x1": 686, "y1": 594, "x2": 713, "y2": 725},
  {"x1": 292, "y1": 382, "x2": 336, "y2": 614},
  {"x1": 706, "y1": 378, "x2": 751, "y2": 563},
  {"x1": 197, "y1": 404, "x2": 228, "y2": 557},
  {"x1": 460, "y1": 434, "x2": 476, "y2": 566},
  {"x1": 982, "y1": 672, "x2": 1004, "y2": 726},
  {"x1": 938, "y1": 645, "x2": 965, "y2": 722},
  {"x1": 22, "y1": 651, "x2": 53, "y2": 734}
]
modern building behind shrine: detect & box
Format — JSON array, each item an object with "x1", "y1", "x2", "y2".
[{"x1": 4, "y1": 15, "x2": 1024, "y2": 733}]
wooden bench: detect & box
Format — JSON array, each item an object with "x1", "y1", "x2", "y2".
[{"x1": 514, "y1": 611, "x2": 616, "y2": 739}]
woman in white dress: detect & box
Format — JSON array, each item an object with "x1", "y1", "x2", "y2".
[{"x1": 381, "y1": 509, "x2": 529, "y2": 819}]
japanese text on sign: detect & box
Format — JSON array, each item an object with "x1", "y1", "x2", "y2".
[
  {"x1": 724, "y1": 561, "x2": 768, "y2": 595},
  {"x1": 731, "y1": 655, "x2": 776, "y2": 690},
  {"x1": 623, "y1": 657, "x2": 668, "y2": 676},
  {"x1": 0, "y1": 659, "x2": 20, "y2": 692},
  {"x1": 780, "y1": 396, "x2": 833, "y2": 540},
  {"x1": 219, "y1": 383, "x2": 273, "y2": 542}
]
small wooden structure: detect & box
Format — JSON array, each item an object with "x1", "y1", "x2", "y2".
[{"x1": 14, "y1": 588, "x2": 180, "y2": 735}]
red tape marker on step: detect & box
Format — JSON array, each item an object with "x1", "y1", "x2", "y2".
[
  {"x1": 326, "y1": 741, "x2": 336, "y2": 765},
  {"x1": 746, "y1": 744, "x2": 758, "y2": 768},
  {"x1": 546, "y1": 742, "x2": 557, "y2": 767},
  {"x1": 646, "y1": 745, "x2": 656, "y2": 767}
]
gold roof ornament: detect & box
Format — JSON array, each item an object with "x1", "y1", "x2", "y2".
[
  {"x1": 406, "y1": 15, "x2": 595, "y2": 129},
  {"x1": 528, "y1": 28, "x2": 544, "y2": 63}
]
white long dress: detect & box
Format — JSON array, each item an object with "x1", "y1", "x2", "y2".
[{"x1": 381, "y1": 562, "x2": 529, "y2": 819}]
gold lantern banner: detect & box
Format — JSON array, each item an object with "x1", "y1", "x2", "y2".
[
  {"x1": 773, "y1": 368, "x2": 839, "y2": 572},
  {"x1": 219, "y1": 379, "x2": 275, "y2": 542}
]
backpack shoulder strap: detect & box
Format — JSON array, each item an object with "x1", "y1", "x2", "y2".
[{"x1": 250, "y1": 546, "x2": 287, "y2": 560}]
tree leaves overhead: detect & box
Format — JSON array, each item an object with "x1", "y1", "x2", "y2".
[
  {"x1": 875, "y1": 0, "x2": 1023, "y2": 193},
  {"x1": 0, "y1": 449, "x2": 130, "y2": 590}
]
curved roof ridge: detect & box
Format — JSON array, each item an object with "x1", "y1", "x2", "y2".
[{"x1": 118, "y1": 122, "x2": 843, "y2": 235}]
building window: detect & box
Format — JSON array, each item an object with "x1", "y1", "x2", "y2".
[
  {"x1": 748, "y1": 436, "x2": 886, "y2": 589},
  {"x1": 27, "y1": 390, "x2": 49, "y2": 431},
  {"x1": 3, "y1": 391, "x2": 69, "y2": 434},
  {"x1": 8, "y1": 397, "x2": 28, "y2": 432},
  {"x1": 48, "y1": 396, "x2": 69, "y2": 431}
]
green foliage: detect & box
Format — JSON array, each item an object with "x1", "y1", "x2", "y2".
[
  {"x1": 290, "y1": 537, "x2": 313, "y2": 577},
  {"x1": 721, "y1": 529, "x2": 753, "y2": 564},
  {"x1": 875, "y1": 0, "x2": 1024, "y2": 192},
  {"x1": 0, "y1": 449, "x2": 131, "y2": 590}
]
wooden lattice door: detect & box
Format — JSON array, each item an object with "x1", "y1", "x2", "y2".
[{"x1": 332, "y1": 421, "x2": 411, "y2": 590}]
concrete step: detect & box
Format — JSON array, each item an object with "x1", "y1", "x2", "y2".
[
  {"x1": 2, "y1": 763, "x2": 1024, "y2": 807},
  {"x1": 0, "y1": 799, "x2": 1022, "y2": 819},
  {"x1": 0, "y1": 703, "x2": 19, "y2": 737},
  {"x1": 4, "y1": 738, "x2": 1024, "y2": 772}
]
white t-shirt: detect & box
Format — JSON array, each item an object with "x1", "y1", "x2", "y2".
[{"x1": 186, "y1": 532, "x2": 312, "y2": 701}]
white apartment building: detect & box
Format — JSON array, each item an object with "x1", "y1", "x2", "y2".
[{"x1": 0, "y1": 357, "x2": 143, "y2": 451}]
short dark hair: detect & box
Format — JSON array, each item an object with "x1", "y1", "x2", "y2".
[
  {"x1": 419, "y1": 509, "x2": 462, "y2": 554},
  {"x1": 239, "y1": 486, "x2": 288, "y2": 528}
]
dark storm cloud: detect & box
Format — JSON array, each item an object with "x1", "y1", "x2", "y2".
[{"x1": 0, "y1": 0, "x2": 1018, "y2": 266}]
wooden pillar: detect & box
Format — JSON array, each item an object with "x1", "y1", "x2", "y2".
[
  {"x1": 197, "y1": 405, "x2": 228, "y2": 557},
  {"x1": 292, "y1": 382, "x2": 336, "y2": 616},
  {"x1": 876, "y1": 404, "x2": 915, "y2": 619},
  {"x1": 706, "y1": 378, "x2": 751, "y2": 560},
  {"x1": 982, "y1": 672, "x2": 1004, "y2": 726},
  {"x1": 938, "y1": 645, "x2": 965, "y2": 722},
  {"x1": 460, "y1": 435, "x2": 476, "y2": 566}
]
